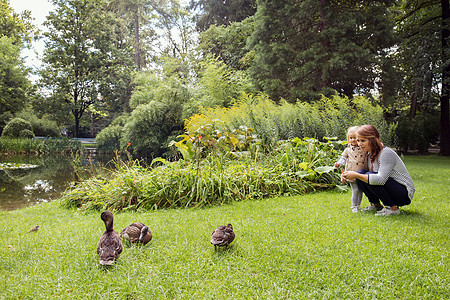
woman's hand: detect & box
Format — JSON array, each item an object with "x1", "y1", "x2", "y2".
[
  {"x1": 342, "y1": 171, "x2": 357, "y2": 181},
  {"x1": 340, "y1": 173, "x2": 347, "y2": 183},
  {"x1": 342, "y1": 171, "x2": 369, "y2": 183}
]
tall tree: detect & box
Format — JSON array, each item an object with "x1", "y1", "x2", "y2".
[
  {"x1": 248, "y1": 0, "x2": 396, "y2": 102},
  {"x1": 0, "y1": 0, "x2": 35, "y2": 131},
  {"x1": 107, "y1": 0, "x2": 172, "y2": 69},
  {"x1": 40, "y1": 0, "x2": 131, "y2": 137},
  {"x1": 198, "y1": 17, "x2": 254, "y2": 70},
  {"x1": 395, "y1": 0, "x2": 450, "y2": 155},
  {"x1": 440, "y1": 0, "x2": 450, "y2": 155},
  {"x1": 190, "y1": 0, "x2": 256, "y2": 31}
]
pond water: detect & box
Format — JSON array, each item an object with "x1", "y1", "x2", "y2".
[{"x1": 0, "y1": 154, "x2": 114, "y2": 211}]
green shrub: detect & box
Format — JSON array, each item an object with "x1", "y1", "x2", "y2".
[
  {"x1": 18, "y1": 129, "x2": 35, "y2": 139},
  {"x1": 31, "y1": 119, "x2": 59, "y2": 137},
  {"x1": 0, "y1": 112, "x2": 13, "y2": 135},
  {"x1": 121, "y1": 101, "x2": 183, "y2": 159},
  {"x1": 15, "y1": 110, "x2": 60, "y2": 137},
  {"x1": 95, "y1": 124, "x2": 123, "y2": 153},
  {"x1": 183, "y1": 56, "x2": 257, "y2": 118},
  {"x1": 184, "y1": 93, "x2": 393, "y2": 150},
  {"x1": 1, "y1": 118, "x2": 33, "y2": 138}
]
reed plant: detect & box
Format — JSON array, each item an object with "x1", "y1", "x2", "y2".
[
  {"x1": 1, "y1": 155, "x2": 448, "y2": 299},
  {"x1": 61, "y1": 136, "x2": 343, "y2": 211},
  {"x1": 0, "y1": 137, "x2": 84, "y2": 155},
  {"x1": 185, "y1": 93, "x2": 396, "y2": 150},
  {"x1": 0, "y1": 137, "x2": 44, "y2": 155}
]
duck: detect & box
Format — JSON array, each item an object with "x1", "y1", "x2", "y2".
[
  {"x1": 120, "y1": 222, "x2": 152, "y2": 245},
  {"x1": 29, "y1": 226, "x2": 39, "y2": 232},
  {"x1": 97, "y1": 211, "x2": 123, "y2": 266},
  {"x1": 211, "y1": 223, "x2": 235, "y2": 250}
]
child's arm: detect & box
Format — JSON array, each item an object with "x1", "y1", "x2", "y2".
[
  {"x1": 335, "y1": 156, "x2": 347, "y2": 168},
  {"x1": 334, "y1": 148, "x2": 349, "y2": 168}
]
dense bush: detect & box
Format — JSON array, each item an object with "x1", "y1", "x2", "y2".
[
  {"x1": 95, "y1": 124, "x2": 123, "y2": 153},
  {"x1": 121, "y1": 101, "x2": 183, "y2": 159},
  {"x1": 183, "y1": 57, "x2": 257, "y2": 118},
  {"x1": 18, "y1": 129, "x2": 35, "y2": 139},
  {"x1": 1, "y1": 118, "x2": 33, "y2": 138},
  {"x1": 30, "y1": 118, "x2": 59, "y2": 137},
  {"x1": 94, "y1": 113, "x2": 129, "y2": 153},
  {"x1": 183, "y1": 93, "x2": 396, "y2": 150},
  {"x1": 15, "y1": 110, "x2": 60, "y2": 137},
  {"x1": 395, "y1": 111, "x2": 440, "y2": 153},
  {"x1": 0, "y1": 112, "x2": 13, "y2": 135}
]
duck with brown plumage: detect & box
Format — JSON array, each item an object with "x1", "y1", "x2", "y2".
[
  {"x1": 97, "y1": 211, "x2": 123, "y2": 266},
  {"x1": 211, "y1": 223, "x2": 235, "y2": 250},
  {"x1": 120, "y1": 222, "x2": 152, "y2": 245}
]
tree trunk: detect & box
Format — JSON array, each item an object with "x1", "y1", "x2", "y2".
[
  {"x1": 74, "y1": 109, "x2": 80, "y2": 138},
  {"x1": 441, "y1": 0, "x2": 450, "y2": 155},
  {"x1": 134, "y1": 6, "x2": 141, "y2": 69},
  {"x1": 318, "y1": 0, "x2": 331, "y2": 91},
  {"x1": 409, "y1": 81, "x2": 419, "y2": 122}
]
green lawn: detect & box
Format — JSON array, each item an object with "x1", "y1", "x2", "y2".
[{"x1": 0, "y1": 155, "x2": 449, "y2": 299}]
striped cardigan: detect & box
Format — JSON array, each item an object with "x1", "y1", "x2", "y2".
[{"x1": 368, "y1": 147, "x2": 415, "y2": 200}]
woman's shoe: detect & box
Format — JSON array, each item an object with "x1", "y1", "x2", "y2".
[
  {"x1": 375, "y1": 206, "x2": 401, "y2": 216},
  {"x1": 363, "y1": 203, "x2": 381, "y2": 211}
]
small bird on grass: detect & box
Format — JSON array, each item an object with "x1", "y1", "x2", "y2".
[
  {"x1": 211, "y1": 223, "x2": 235, "y2": 250},
  {"x1": 29, "y1": 226, "x2": 39, "y2": 232}
]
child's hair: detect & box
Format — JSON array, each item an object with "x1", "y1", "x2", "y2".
[{"x1": 346, "y1": 126, "x2": 359, "y2": 141}]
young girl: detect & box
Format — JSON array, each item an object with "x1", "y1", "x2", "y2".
[{"x1": 335, "y1": 126, "x2": 368, "y2": 212}]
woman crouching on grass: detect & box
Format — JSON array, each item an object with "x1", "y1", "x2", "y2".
[{"x1": 342, "y1": 124, "x2": 415, "y2": 216}]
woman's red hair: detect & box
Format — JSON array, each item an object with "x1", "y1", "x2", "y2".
[{"x1": 356, "y1": 125, "x2": 384, "y2": 162}]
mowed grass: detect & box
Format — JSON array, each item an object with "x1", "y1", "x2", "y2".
[{"x1": 0, "y1": 155, "x2": 449, "y2": 299}]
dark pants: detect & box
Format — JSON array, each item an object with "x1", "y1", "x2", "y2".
[{"x1": 356, "y1": 170, "x2": 411, "y2": 207}]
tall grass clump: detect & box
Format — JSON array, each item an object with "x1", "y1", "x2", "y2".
[
  {"x1": 185, "y1": 93, "x2": 396, "y2": 150},
  {"x1": 42, "y1": 138, "x2": 84, "y2": 155},
  {"x1": 0, "y1": 138, "x2": 43, "y2": 154},
  {"x1": 61, "y1": 132, "x2": 344, "y2": 211},
  {"x1": 0, "y1": 137, "x2": 84, "y2": 155}
]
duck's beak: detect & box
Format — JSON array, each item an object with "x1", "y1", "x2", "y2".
[
  {"x1": 99, "y1": 259, "x2": 115, "y2": 266},
  {"x1": 139, "y1": 226, "x2": 149, "y2": 241}
]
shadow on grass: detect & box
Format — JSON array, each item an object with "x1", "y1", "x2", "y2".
[
  {"x1": 211, "y1": 244, "x2": 239, "y2": 258},
  {"x1": 98, "y1": 264, "x2": 116, "y2": 272}
]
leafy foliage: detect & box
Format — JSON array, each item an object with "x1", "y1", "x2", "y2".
[
  {"x1": 198, "y1": 17, "x2": 254, "y2": 70},
  {"x1": 95, "y1": 124, "x2": 123, "y2": 153},
  {"x1": 61, "y1": 135, "x2": 342, "y2": 211},
  {"x1": 1, "y1": 118, "x2": 33, "y2": 139},
  {"x1": 190, "y1": 0, "x2": 256, "y2": 31},
  {"x1": 0, "y1": 36, "x2": 30, "y2": 117},
  {"x1": 183, "y1": 93, "x2": 396, "y2": 150},
  {"x1": 186, "y1": 56, "x2": 256, "y2": 116},
  {"x1": 121, "y1": 100, "x2": 183, "y2": 158},
  {"x1": 15, "y1": 110, "x2": 60, "y2": 137},
  {"x1": 247, "y1": 0, "x2": 396, "y2": 101}
]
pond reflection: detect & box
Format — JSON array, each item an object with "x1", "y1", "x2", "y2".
[{"x1": 0, "y1": 154, "x2": 114, "y2": 211}]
